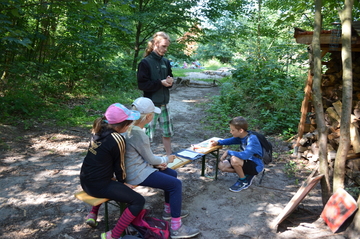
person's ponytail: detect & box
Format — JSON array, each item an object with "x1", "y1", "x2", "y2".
[
  {"x1": 91, "y1": 116, "x2": 106, "y2": 134},
  {"x1": 144, "y1": 31, "x2": 170, "y2": 57}
]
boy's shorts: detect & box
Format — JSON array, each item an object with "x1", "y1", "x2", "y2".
[
  {"x1": 227, "y1": 157, "x2": 258, "y2": 176},
  {"x1": 145, "y1": 104, "x2": 174, "y2": 141}
]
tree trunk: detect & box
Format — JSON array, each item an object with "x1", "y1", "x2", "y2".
[
  {"x1": 347, "y1": 195, "x2": 360, "y2": 236},
  {"x1": 132, "y1": 0, "x2": 145, "y2": 71},
  {"x1": 312, "y1": 0, "x2": 331, "y2": 205},
  {"x1": 133, "y1": 21, "x2": 143, "y2": 71},
  {"x1": 256, "y1": 0, "x2": 262, "y2": 62},
  {"x1": 333, "y1": 0, "x2": 353, "y2": 192}
]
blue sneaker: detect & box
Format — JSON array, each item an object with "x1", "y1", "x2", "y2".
[
  {"x1": 246, "y1": 175, "x2": 255, "y2": 187},
  {"x1": 229, "y1": 178, "x2": 249, "y2": 192}
]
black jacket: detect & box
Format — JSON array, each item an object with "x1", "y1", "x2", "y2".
[
  {"x1": 137, "y1": 51, "x2": 173, "y2": 105},
  {"x1": 80, "y1": 128, "x2": 126, "y2": 193}
]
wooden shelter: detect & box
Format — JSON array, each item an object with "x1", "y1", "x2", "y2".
[{"x1": 293, "y1": 22, "x2": 360, "y2": 185}]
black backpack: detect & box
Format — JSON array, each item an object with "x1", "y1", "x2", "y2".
[{"x1": 248, "y1": 131, "x2": 273, "y2": 165}]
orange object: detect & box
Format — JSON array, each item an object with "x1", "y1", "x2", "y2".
[{"x1": 321, "y1": 188, "x2": 358, "y2": 233}]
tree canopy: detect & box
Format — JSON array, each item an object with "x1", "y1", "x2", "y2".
[{"x1": 1, "y1": 0, "x2": 360, "y2": 131}]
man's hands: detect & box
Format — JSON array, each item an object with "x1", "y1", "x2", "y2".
[
  {"x1": 167, "y1": 154, "x2": 176, "y2": 163},
  {"x1": 154, "y1": 163, "x2": 168, "y2": 170},
  {"x1": 209, "y1": 140, "x2": 218, "y2": 147},
  {"x1": 161, "y1": 76, "x2": 174, "y2": 87},
  {"x1": 220, "y1": 150, "x2": 229, "y2": 161}
]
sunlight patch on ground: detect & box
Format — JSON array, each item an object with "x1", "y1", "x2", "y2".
[{"x1": 182, "y1": 99, "x2": 198, "y2": 103}]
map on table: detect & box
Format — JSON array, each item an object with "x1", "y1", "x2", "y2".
[
  {"x1": 191, "y1": 137, "x2": 223, "y2": 153},
  {"x1": 173, "y1": 149, "x2": 204, "y2": 160}
]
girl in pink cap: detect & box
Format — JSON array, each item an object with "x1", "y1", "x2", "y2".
[{"x1": 80, "y1": 103, "x2": 144, "y2": 239}]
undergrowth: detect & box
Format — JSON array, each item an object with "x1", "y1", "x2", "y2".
[
  {"x1": 204, "y1": 57, "x2": 305, "y2": 137},
  {"x1": 0, "y1": 88, "x2": 141, "y2": 130}
]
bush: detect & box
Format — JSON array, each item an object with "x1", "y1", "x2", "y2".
[{"x1": 206, "y1": 58, "x2": 304, "y2": 135}]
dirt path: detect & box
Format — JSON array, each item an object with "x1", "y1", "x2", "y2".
[{"x1": 0, "y1": 71, "x2": 353, "y2": 238}]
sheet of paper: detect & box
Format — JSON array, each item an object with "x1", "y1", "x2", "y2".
[
  {"x1": 167, "y1": 157, "x2": 187, "y2": 169},
  {"x1": 194, "y1": 137, "x2": 222, "y2": 148},
  {"x1": 177, "y1": 150, "x2": 199, "y2": 158}
]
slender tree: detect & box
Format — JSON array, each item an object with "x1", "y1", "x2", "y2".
[
  {"x1": 333, "y1": 0, "x2": 354, "y2": 192},
  {"x1": 311, "y1": 0, "x2": 331, "y2": 205}
]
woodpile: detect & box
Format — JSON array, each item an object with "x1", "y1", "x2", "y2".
[{"x1": 296, "y1": 51, "x2": 360, "y2": 183}]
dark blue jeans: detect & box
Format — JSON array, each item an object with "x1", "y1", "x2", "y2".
[
  {"x1": 140, "y1": 168, "x2": 182, "y2": 218},
  {"x1": 81, "y1": 179, "x2": 145, "y2": 217}
]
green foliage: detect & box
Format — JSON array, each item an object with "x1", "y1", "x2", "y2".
[
  {"x1": 206, "y1": 54, "x2": 304, "y2": 135},
  {"x1": 0, "y1": 85, "x2": 142, "y2": 128},
  {"x1": 0, "y1": 0, "x2": 209, "y2": 123},
  {"x1": 201, "y1": 2, "x2": 307, "y2": 136},
  {"x1": 345, "y1": 186, "x2": 360, "y2": 200}
]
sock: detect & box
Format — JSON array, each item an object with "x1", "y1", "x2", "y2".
[
  {"x1": 239, "y1": 177, "x2": 246, "y2": 181},
  {"x1": 164, "y1": 203, "x2": 170, "y2": 214},
  {"x1": 112, "y1": 208, "x2": 136, "y2": 238},
  {"x1": 171, "y1": 217, "x2": 181, "y2": 231},
  {"x1": 90, "y1": 204, "x2": 101, "y2": 215}
]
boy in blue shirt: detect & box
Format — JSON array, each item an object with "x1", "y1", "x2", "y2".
[{"x1": 210, "y1": 116, "x2": 264, "y2": 192}]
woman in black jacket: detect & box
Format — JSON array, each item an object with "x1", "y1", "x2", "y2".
[{"x1": 137, "y1": 31, "x2": 174, "y2": 156}]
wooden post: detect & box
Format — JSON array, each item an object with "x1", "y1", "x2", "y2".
[{"x1": 294, "y1": 70, "x2": 313, "y2": 157}]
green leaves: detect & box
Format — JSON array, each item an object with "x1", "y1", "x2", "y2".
[{"x1": 205, "y1": 41, "x2": 304, "y2": 135}]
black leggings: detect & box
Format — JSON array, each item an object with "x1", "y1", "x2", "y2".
[{"x1": 81, "y1": 180, "x2": 145, "y2": 216}]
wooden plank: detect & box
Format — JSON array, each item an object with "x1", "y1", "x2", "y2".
[
  {"x1": 295, "y1": 33, "x2": 358, "y2": 45},
  {"x1": 271, "y1": 170, "x2": 323, "y2": 229},
  {"x1": 75, "y1": 190, "x2": 109, "y2": 206},
  {"x1": 294, "y1": 71, "x2": 313, "y2": 156}
]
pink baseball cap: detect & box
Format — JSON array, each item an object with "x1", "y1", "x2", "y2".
[
  {"x1": 132, "y1": 97, "x2": 161, "y2": 114},
  {"x1": 104, "y1": 103, "x2": 140, "y2": 124}
]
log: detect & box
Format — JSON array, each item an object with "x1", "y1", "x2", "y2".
[
  {"x1": 328, "y1": 132, "x2": 340, "y2": 140},
  {"x1": 332, "y1": 100, "x2": 342, "y2": 115},
  {"x1": 350, "y1": 121, "x2": 360, "y2": 153},
  {"x1": 332, "y1": 101, "x2": 360, "y2": 153},
  {"x1": 326, "y1": 107, "x2": 340, "y2": 128}
]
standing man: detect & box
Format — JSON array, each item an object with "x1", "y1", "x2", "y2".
[{"x1": 137, "y1": 32, "x2": 174, "y2": 155}]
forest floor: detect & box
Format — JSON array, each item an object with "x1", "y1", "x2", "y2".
[{"x1": 0, "y1": 69, "x2": 358, "y2": 239}]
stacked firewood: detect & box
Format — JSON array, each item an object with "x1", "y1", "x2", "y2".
[{"x1": 296, "y1": 51, "x2": 360, "y2": 184}]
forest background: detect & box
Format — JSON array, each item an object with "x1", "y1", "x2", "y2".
[
  {"x1": 0, "y1": 0, "x2": 357, "y2": 131},
  {"x1": 4, "y1": 0, "x2": 359, "y2": 134},
  {"x1": 1, "y1": 0, "x2": 360, "y2": 201},
  {"x1": 1, "y1": 0, "x2": 360, "y2": 237}
]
